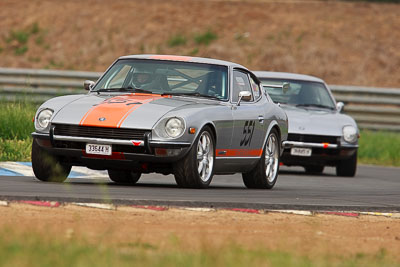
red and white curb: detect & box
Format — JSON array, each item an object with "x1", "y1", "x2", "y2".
[
  {"x1": 1, "y1": 200, "x2": 400, "y2": 219},
  {"x1": 131, "y1": 205, "x2": 169, "y2": 211},
  {"x1": 72, "y1": 202, "x2": 115, "y2": 210}
]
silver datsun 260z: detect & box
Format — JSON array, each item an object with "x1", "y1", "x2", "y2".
[
  {"x1": 254, "y1": 71, "x2": 359, "y2": 177},
  {"x1": 32, "y1": 55, "x2": 288, "y2": 189}
]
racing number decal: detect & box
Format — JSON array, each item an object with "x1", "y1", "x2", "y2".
[
  {"x1": 80, "y1": 95, "x2": 160, "y2": 127},
  {"x1": 103, "y1": 98, "x2": 142, "y2": 105},
  {"x1": 240, "y1": 120, "x2": 255, "y2": 146}
]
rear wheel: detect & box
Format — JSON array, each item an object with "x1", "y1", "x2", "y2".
[
  {"x1": 174, "y1": 126, "x2": 215, "y2": 189},
  {"x1": 31, "y1": 138, "x2": 71, "y2": 182},
  {"x1": 108, "y1": 170, "x2": 141, "y2": 184},
  {"x1": 336, "y1": 151, "x2": 357, "y2": 177},
  {"x1": 304, "y1": 165, "x2": 324, "y2": 174},
  {"x1": 242, "y1": 129, "x2": 280, "y2": 189}
]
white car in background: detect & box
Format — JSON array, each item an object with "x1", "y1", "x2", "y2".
[{"x1": 254, "y1": 71, "x2": 359, "y2": 177}]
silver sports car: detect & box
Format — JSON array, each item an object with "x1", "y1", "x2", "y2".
[
  {"x1": 32, "y1": 55, "x2": 288, "y2": 189},
  {"x1": 254, "y1": 71, "x2": 358, "y2": 177}
]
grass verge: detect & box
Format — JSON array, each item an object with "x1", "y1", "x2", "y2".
[
  {"x1": 358, "y1": 130, "x2": 400, "y2": 166},
  {"x1": 0, "y1": 230, "x2": 397, "y2": 267},
  {"x1": 0, "y1": 101, "x2": 36, "y2": 161},
  {"x1": 0, "y1": 101, "x2": 36, "y2": 140},
  {"x1": 0, "y1": 138, "x2": 31, "y2": 161}
]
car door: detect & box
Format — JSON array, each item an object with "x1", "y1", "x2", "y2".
[{"x1": 230, "y1": 69, "x2": 265, "y2": 157}]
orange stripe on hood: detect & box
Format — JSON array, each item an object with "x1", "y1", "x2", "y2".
[{"x1": 80, "y1": 94, "x2": 161, "y2": 128}]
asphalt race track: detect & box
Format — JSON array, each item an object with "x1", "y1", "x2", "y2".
[{"x1": 0, "y1": 165, "x2": 399, "y2": 212}]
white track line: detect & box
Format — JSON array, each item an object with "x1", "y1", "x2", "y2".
[
  {"x1": 72, "y1": 202, "x2": 115, "y2": 210},
  {"x1": 70, "y1": 167, "x2": 108, "y2": 178},
  {"x1": 0, "y1": 162, "x2": 34, "y2": 176},
  {"x1": 0, "y1": 162, "x2": 108, "y2": 179},
  {"x1": 269, "y1": 209, "x2": 313, "y2": 216}
]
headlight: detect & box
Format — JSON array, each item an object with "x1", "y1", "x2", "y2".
[
  {"x1": 343, "y1": 125, "x2": 358, "y2": 143},
  {"x1": 35, "y1": 109, "x2": 53, "y2": 132},
  {"x1": 165, "y1": 117, "x2": 185, "y2": 138}
]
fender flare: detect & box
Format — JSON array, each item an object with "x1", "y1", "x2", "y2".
[{"x1": 261, "y1": 120, "x2": 283, "y2": 156}]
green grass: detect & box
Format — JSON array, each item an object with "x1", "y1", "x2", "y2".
[
  {"x1": 358, "y1": 130, "x2": 400, "y2": 166},
  {"x1": 194, "y1": 30, "x2": 218, "y2": 45},
  {"x1": 0, "y1": 101, "x2": 37, "y2": 140},
  {"x1": 167, "y1": 34, "x2": 187, "y2": 47},
  {"x1": 14, "y1": 45, "x2": 28, "y2": 55},
  {"x1": 0, "y1": 139, "x2": 31, "y2": 161},
  {"x1": 0, "y1": 231, "x2": 397, "y2": 267},
  {"x1": 4, "y1": 22, "x2": 44, "y2": 56},
  {"x1": 0, "y1": 101, "x2": 36, "y2": 161}
]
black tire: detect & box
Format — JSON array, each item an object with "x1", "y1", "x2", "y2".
[
  {"x1": 31, "y1": 138, "x2": 71, "y2": 182},
  {"x1": 108, "y1": 170, "x2": 141, "y2": 184},
  {"x1": 304, "y1": 165, "x2": 324, "y2": 174},
  {"x1": 336, "y1": 151, "x2": 357, "y2": 177},
  {"x1": 173, "y1": 126, "x2": 215, "y2": 189},
  {"x1": 242, "y1": 129, "x2": 280, "y2": 189}
]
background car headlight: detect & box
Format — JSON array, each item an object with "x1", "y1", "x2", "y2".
[
  {"x1": 343, "y1": 125, "x2": 358, "y2": 143},
  {"x1": 165, "y1": 117, "x2": 185, "y2": 138},
  {"x1": 35, "y1": 109, "x2": 53, "y2": 132}
]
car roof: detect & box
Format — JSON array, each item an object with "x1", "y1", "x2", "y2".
[
  {"x1": 119, "y1": 54, "x2": 248, "y2": 70},
  {"x1": 253, "y1": 71, "x2": 325, "y2": 83}
]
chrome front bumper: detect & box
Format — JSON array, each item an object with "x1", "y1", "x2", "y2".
[
  {"x1": 32, "y1": 132, "x2": 191, "y2": 149},
  {"x1": 283, "y1": 141, "x2": 358, "y2": 149},
  {"x1": 283, "y1": 141, "x2": 338, "y2": 149}
]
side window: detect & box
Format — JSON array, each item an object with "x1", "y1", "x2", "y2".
[
  {"x1": 249, "y1": 76, "x2": 261, "y2": 100},
  {"x1": 108, "y1": 65, "x2": 132, "y2": 88},
  {"x1": 232, "y1": 70, "x2": 253, "y2": 102}
]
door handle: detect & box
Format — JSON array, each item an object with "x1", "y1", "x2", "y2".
[{"x1": 258, "y1": 115, "x2": 264, "y2": 123}]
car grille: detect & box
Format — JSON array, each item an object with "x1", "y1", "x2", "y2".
[
  {"x1": 53, "y1": 124, "x2": 150, "y2": 140},
  {"x1": 288, "y1": 134, "x2": 339, "y2": 144}
]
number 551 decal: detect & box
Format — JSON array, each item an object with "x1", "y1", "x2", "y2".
[{"x1": 240, "y1": 120, "x2": 255, "y2": 146}]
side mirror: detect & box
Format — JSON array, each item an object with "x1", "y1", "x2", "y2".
[
  {"x1": 282, "y1": 82, "x2": 290, "y2": 94},
  {"x1": 84, "y1": 80, "x2": 95, "y2": 91},
  {"x1": 237, "y1": 91, "x2": 252, "y2": 106},
  {"x1": 336, "y1": 102, "x2": 344, "y2": 113}
]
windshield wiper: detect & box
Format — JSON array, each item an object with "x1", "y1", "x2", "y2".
[
  {"x1": 162, "y1": 92, "x2": 221, "y2": 100},
  {"x1": 296, "y1": 103, "x2": 334, "y2": 110},
  {"x1": 95, "y1": 88, "x2": 153, "y2": 94}
]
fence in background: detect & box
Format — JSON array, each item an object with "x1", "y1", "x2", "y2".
[{"x1": 1, "y1": 67, "x2": 399, "y2": 131}]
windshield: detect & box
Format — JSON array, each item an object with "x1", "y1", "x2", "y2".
[
  {"x1": 260, "y1": 79, "x2": 335, "y2": 109},
  {"x1": 93, "y1": 59, "x2": 229, "y2": 100}
]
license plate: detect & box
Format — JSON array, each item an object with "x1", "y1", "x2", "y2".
[
  {"x1": 290, "y1": 147, "x2": 312, "y2": 157},
  {"x1": 86, "y1": 144, "x2": 112, "y2": 155}
]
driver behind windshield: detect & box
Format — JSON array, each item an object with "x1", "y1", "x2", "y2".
[{"x1": 131, "y1": 69, "x2": 154, "y2": 89}]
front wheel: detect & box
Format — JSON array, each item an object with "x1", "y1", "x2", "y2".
[
  {"x1": 173, "y1": 126, "x2": 215, "y2": 189},
  {"x1": 242, "y1": 129, "x2": 280, "y2": 189},
  {"x1": 336, "y1": 151, "x2": 357, "y2": 177},
  {"x1": 31, "y1": 138, "x2": 71, "y2": 183},
  {"x1": 108, "y1": 170, "x2": 141, "y2": 184}
]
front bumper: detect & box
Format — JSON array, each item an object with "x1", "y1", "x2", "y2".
[
  {"x1": 281, "y1": 140, "x2": 358, "y2": 166},
  {"x1": 32, "y1": 132, "x2": 192, "y2": 171}
]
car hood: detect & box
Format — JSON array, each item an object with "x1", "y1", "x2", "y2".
[
  {"x1": 52, "y1": 94, "x2": 195, "y2": 129},
  {"x1": 282, "y1": 105, "x2": 356, "y2": 136}
]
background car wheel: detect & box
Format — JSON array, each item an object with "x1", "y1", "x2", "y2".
[
  {"x1": 242, "y1": 129, "x2": 280, "y2": 189},
  {"x1": 304, "y1": 165, "x2": 324, "y2": 174},
  {"x1": 31, "y1": 138, "x2": 71, "y2": 183},
  {"x1": 108, "y1": 170, "x2": 141, "y2": 184},
  {"x1": 173, "y1": 126, "x2": 215, "y2": 189},
  {"x1": 336, "y1": 151, "x2": 357, "y2": 177}
]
